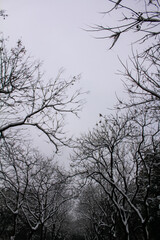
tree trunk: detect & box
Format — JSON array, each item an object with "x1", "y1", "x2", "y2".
[
  {"x1": 28, "y1": 230, "x2": 34, "y2": 240},
  {"x1": 142, "y1": 225, "x2": 149, "y2": 240},
  {"x1": 10, "y1": 213, "x2": 18, "y2": 240},
  {"x1": 40, "y1": 224, "x2": 44, "y2": 240}
]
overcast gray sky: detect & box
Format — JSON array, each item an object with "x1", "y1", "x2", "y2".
[{"x1": 1, "y1": 0, "x2": 135, "y2": 160}]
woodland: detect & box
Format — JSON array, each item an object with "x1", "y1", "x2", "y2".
[{"x1": 0, "y1": 1, "x2": 160, "y2": 240}]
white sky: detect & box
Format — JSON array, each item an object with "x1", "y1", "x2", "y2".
[{"x1": 1, "y1": 0, "x2": 137, "y2": 161}]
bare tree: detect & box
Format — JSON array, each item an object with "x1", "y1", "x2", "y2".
[
  {"x1": 0, "y1": 37, "x2": 84, "y2": 152},
  {"x1": 22, "y1": 157, "x2": 73, "y2": 240},
  {"x1": 0, "y1": 142, "x2": 75, "y2": 240},
  {"x1": 87, "y1": 1, "x2": 160, "y2": 120},
  {"x1": 116, "y1": 45, "x2": 160, "y2": 118},
  {"x1": 90, "y1": 0, "x2": 160, "y2": 49},
  {"x1": 0, "y1": 142, "x2": 38, "y2": 240},
  {"x1": 72, "y1": 113, "x2": 132, "y2": 240},
  {"x1": 75, "y1": 183, "x2": 116, "y2": 240},
  {"x1": 72, "y1": 110, "x2": 159, "y2": 240},
  {"x1": 72, "y1": 1, "x2": 160, "y2": 239}
]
